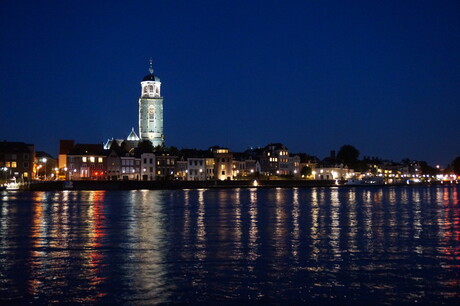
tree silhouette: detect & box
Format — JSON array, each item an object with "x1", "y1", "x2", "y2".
[
  {"x1": 451, "y1": 156, "x2": 460, "y2": 176},
  {"x1": 301, "y1": 166, "x2": 312, "y2": 178},
  {"x1": 336, "y1": 145, "x2": 360, "y2": 167}
]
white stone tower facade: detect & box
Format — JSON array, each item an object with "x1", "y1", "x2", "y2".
[{"x1": 139, "y1": 59, "x2": 164, "y2": 147}]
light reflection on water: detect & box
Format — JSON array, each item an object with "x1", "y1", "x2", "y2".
[{"x1": 0, "y1": 186, "x2": 459, "y2": 304}]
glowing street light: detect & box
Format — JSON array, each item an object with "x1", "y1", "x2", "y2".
[{"x1": 41, "y1": 158, "x2": 47, "y2": 180}]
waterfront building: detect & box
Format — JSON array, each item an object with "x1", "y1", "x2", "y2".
[
  {"x1": 204, "y1": 157, "x2": 216, "y2": 180},
  {"x1": 211, "y1": 147, "x2": 233, "y2": 180},
  {"x1": 231, "y1": 153, "x2": 261, "y2": 179},
  {"x1": 35, "y1": 151, "x2": 57, "y2": 180},
  {"x1": 187, "y1": 158, "x2": 208, "y2": 181},
  {"x1": 232, "y1": 160, "x2": 245, "y2": 179},
  {"x1": 0, "y1": 141, "x2": 35, "y2": 182},
  {"x1": 66, "y1": 144, "x2": 108, "y2": 180},
  {"x1": 140, "y1": 152, "x2": 155, "y2": 181},
  {"x1": 139, "y1": 59, "x2": 164, "y2": 147},
  {"x1": 258, "y1": 143, "x2": 300, "y2": 177},
  {"x1": 175, "y1": 158, "x2": 188, "y2": 180},
  {"x1": 120, "y1": 154, "x2": 141, "y2": 180},
  {"x1": 180, "y1": 149, "x2": 215, "y2": 181},
  {"x1": 106, "y1": 145, "x2": 123, "y2": 180},
  {"x1": 314, "y1": 165, "x2": 354, "y2": 181},
  {"x1": 155, "y1": 153, "x2": 177, "y2": 180},
  {"x1": 58, "y1": 140, "x2": 75, "y2": 171}
]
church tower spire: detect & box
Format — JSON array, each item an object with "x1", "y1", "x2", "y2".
[
  {"x1": 138, "y1": 58, "x2": 164, "y2": 147},
  {"x1": 149, "y1": 57, "x2": 154, "y2": 75}
]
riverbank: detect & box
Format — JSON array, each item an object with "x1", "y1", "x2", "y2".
[
  {"x1": 22, "y1": 180, "x2": 335, "y2": 191},
  {"x1": 13, "y1": 179, "x2": 457, "y2": 191}
]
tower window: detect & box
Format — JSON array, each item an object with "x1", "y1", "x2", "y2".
[
  {"x1": 149, "y1": 108, "x2": 154, "y2": 120},
  {"x1": 149, "y1": 85, "x2": 153, "y2": 92},
  {"x1": 144, "y1": 87, "x2": 147, "y2": 93}
]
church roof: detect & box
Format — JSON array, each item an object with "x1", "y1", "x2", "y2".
[
  {"x1": 142, "y1": 58, "x2": 160, "y2": 82},
  {"x1": 142, "y1": 74, "x2": 160, "y2": 82},
  {"x1": 127, "y1": 128, "x2": 140, "y2": 141}
]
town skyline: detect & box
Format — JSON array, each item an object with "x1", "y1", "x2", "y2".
[{"x1": 1, "y1": 1, "x2": 459, "y2": 166}]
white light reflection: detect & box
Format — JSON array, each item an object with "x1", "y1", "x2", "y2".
[
  {"x1": 291, "y1": 188, "x2": 300, "y2": 262},
  {"x1": 196, "y1": 189, "x2": 207, "y2": 261},
  {"x1": 310, "y1": 188, "x2": 320, "y2": 261},
  {"x1": 232, "y1": 189, "x2": 243, "y2": 261},
  {"x1": 248, "y1": 188, "x2": 259, "y2": 264},
  {"x1": 128, "y1": 190, "x2": 170, "y2": 303},
  {"x1": 183, "y1": 189, "x2": 191, "y2": 260},
  {"x1": 329, "y1": 188, "x2": 341, "y2": 264},
  {"x1": 346, "y1": 189, "x2": 358, "y2": 255},
  {"x1": 274, "y1": 188, "x2": 288, "y2": 259}
]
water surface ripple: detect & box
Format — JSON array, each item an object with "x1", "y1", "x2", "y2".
[{"x1": 0, "y1": 186, "x2": 459, "y2": 304}]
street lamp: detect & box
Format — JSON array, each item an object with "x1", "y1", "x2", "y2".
[
  {"x1": 1, "y1": 167, "x2": 9, "y2": 184},
  {"x1": 42, "y1": 158, "x2": 47, "y2": 180}
]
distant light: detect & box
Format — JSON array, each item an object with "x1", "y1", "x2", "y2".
[{"x1": 253, "y1": 179, "x2": 258, "y2": 187}]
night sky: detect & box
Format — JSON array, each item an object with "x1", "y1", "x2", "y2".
[{"x1": 1, "y1": 1, "x2": 459, "y2": 166}]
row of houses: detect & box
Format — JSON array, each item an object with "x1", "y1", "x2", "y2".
[
  {"x1": 1, "y1": 137, "x2": 438, "y2": 184},
  {"x1": 59, "y1": 135, "x2": 305, "y2": 181}
]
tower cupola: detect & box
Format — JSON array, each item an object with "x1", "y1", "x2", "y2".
[{"x1": 140, "y1": 58, "x2": 161, "y2": 98}]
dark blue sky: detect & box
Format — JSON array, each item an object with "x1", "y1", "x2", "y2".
[{"x1": 1, "y1": 1, "x2": 459, "y2": 166}]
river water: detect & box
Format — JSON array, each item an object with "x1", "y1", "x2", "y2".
[{"x1": 0, "y1": 186, "x2": 459, "y2": 304}]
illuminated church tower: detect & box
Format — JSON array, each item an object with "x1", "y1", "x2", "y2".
[{"x1": 139, "y1": 59, "x2": 164, "y2": 147}]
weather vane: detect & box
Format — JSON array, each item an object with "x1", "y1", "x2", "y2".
[{"x1": 149, "y1": 57, "x2": 154, "y2": 74}]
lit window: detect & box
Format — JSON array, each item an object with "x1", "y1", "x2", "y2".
[
  {"x1": 98, "y1": 157, "x2": 103, "y2": 163},
  {"x1": 82, "y1": 157, "x2": 87, "y2": 162},
  {"x1": 90, "y1": 157, "x2": 95, "y2": 163},
  {"x1": 6, "y1": 162, "x2": 10, "y2": 167},
  {"x1": 11, "y1": 162, "x2": 17, "y2": 168}
]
